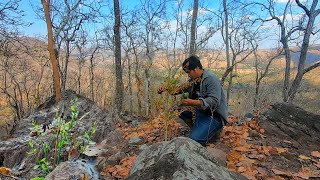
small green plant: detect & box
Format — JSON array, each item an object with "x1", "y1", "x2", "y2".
[
  {"x1": 54, "y1": 103, "x2": 79, "y2": 164},
  {"x1": 80, "y1": 121, "x2": 97, "y2": 152},
  {"x1": 28, "y1": 98, "x2": 97, "y2": 178},
  {"x1": 27, "y1": 140, "x2": 50, "y2": 175}
]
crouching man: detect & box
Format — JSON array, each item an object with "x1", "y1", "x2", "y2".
[{"x1": 159, "y1": 55, "x2": 228, "y2": 146}]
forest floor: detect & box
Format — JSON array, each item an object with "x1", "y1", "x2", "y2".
[{"x1": 104, "y1": 114, "x2": 320, "y2": 180}]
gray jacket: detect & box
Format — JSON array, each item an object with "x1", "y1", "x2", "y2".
[{"x1": 185, "y1": 70, "x2": 228, "y2": 123}]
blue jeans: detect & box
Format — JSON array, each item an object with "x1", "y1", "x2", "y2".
[{"x1": 188, "y1": 110, "x2": 223, "y2": 146}]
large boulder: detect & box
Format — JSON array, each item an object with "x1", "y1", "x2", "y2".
[
  {"x1": 12, "y1": 90, "x2": 116, "y2": 143},
  {"x1": 0, "y1": 90, "x2": 121, "y2": 179},
  {"x1": 128, "y1": 137, "x2": 247, "y2": 180},
  {"x1": 261, "y1": 102, "x2": 320, "y2": 153}
]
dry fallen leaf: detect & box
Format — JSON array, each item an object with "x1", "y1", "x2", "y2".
[
  {"x1": 299, "y1": 155, "x2": 312, "y2": 160},
  {"x1": 241, "y1": 166, "x2": 258, "y2": 180},
  {"x1": 257, "y1": 167, "x2": 267, "y2": 177},
  {"x1": 0, "y1": 167, "x2": 11, "y2": 175},
  {"x1": 268, "y1": 147, "x2": 279, "y2": 155},
  {"x1": 293, "y1": 168, "x2": 312, "y2": 179},
  {"x1": 272, "y1": 168, "x2": 291, "y2": 177},
  {"x1": 276, "y1": 147, "x2": 287, "y2": 154},
  {"x1": 115, "y1": 167, "x2": 130, "y2": 178},
  {"x1": 234, "y1": 145, "x2": 252, "y2": 152},
  {"x1": 237, "y1": 166, "x2": 246, "y2": 173},
  {"x1": 227, "y1": 151, "x2": 243, "y2": 163},
  {"x1": 68, "y1": 148, "x2": 80, "y2": 160},
  {"x1": 311, "y1": 151, "x2": 320, "y2": 158}
]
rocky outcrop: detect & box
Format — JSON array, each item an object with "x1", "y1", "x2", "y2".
[
  {"x1": 261, "y1": 103, "x2": 320, "y2": 154},
  {"x1": 0, "y1": 90, "x2": 121, "y2": 179},
  {"x1": 128, "y1": 137, "x2": 247, "y2": 180},
  {"x1": 12, "y1": 90, "x2": 116, "y2": 143}
]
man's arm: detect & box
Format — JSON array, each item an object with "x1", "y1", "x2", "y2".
[
  {"x1": 198, "y1": 75, "x2": 221, "y2": 110},
  {"x1": 181, "y1": 99, "x2": 201, "y2": 106}
]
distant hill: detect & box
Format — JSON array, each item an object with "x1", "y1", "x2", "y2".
[{"x1": 291, "y1": 51, "x2": 320, "y2": 66}]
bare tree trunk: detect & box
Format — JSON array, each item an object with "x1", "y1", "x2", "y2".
[
  {"x1": 134, "y1": 56, "x2": 142, "y2": 116},
  {"x1": 254, "y1": 52, "x2": 261, "y2": 108},
  {"x1": 223, "y1": 0, "x2": 230, "y2": 71},
  {"x1": 254, "y1": 51, "x2": 260, "y2": 108},
  {"x1": 189, "y1": 0, "x2": 198, "y2": 56},
  {"x1": 89, "y1": 48, "x2": 97, "y2": 101},
  {"x1": 41, "y1": 0, "x2": 62, "y2": 103},
  {"x1": 287, "y1": 0, "x2": 320, "y2": 102},
  {"x1": 113, "y1": 0, "x2": 124, "y2": 114},
  {"x1": 221, "y1": 0, "x2": 231, "y2": 89},
  {"x1": 282, "y1": 34, "x2": 291, "y2": 102},
  {"x1": 127, "y1": 55, "x2": 133, "y2": 115},
  {"x1": 144, "y1": 68, "x2": 150, "y2": 116},
  {"x1": 78, "y1": 60, "x2": 82, "y2": 94},
  {"x1": 226, "y1": 70, "x2": 233, "y2": 104},
  {"x1": 61, "y1": 41, "x2": 71, "y2": 92}
]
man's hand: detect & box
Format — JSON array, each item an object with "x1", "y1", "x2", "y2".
[{"x1": 181, "y1": 99, "x2": 201, "y2": 107}]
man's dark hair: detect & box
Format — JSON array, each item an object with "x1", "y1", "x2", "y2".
[{"x1": 182, "y1": 55, "x2": 203, "y2": 72}]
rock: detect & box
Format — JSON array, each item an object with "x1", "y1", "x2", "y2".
[
  {"x1": 139, "y1": 144, "x2": 149, "y2": 152},
  {"x1": 12, "y1": 90, "x2": 116, "y2": 143},
  {"x1": 100, "y1": 130, "x2": 125, "y2": 146},
  {"x1": 106, "y1": 152, "x2": 126, "y2": 166},
  {"x1": 128, "y1": 136, "x2": 144, "y2": 146},
  {"x1": 0, "y1": 136, "x2": 30, "y2": 168},
  {"x1": 0, "y1": 90, "x2": 123, "y2": 179},
  {"x1": 45, "y1": 160, "x2": 100, "y2": 180},
  {"x1": 207, "y1": 147, "x2": 227, "y2": 167},
  {"x1": 261, "y1": 102, "x2": 320, "y2": 154},
  {"x1": 128, "y1": 137, "x2": 247, "y2": 180}
]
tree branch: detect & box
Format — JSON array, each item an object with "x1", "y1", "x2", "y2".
[
  {"x1": 295, "y1": 0, "x2": 310, "y2": 16},
  {"x1": 303, "y1": 61, "x2": 320, "y2": 74}
]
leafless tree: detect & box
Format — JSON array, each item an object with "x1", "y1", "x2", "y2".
[
  {"x1": 253, "y1": 48, "x2": 283, "y2": 109},
  {"x1": 88, "y1": 32, "x2": 101, "y2": 102},
  {"x1": 287, "y1": 0, "x2": 320, "y2": 102},
  {"x1": 219, "y1": 1, "x2": 259, "y2": 102},
  {"x1": 75, "y1": 30, "x2": 88, "y2": 95},
  {"x1": 254, "y1": 0, "x2": 320, "y2": 103},
  {"x1": 0, "y1": 0, "x2": 36, "y2": 120},
  {"x1": 121, "y1": 9, "x2": 144, "y2": 115},
  {"x1": 51, "y1": 0, "x2": 101, "y2": 93},
  {"x1": 41, "y1": 0, "x2": 62, "y2": 102},
  {"x1": 136, "y1": 0, "x2": 167, "y2": 116}
]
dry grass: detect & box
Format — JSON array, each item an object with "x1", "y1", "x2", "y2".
[
  {"x1": 0, "y1": 105, "x2": 14, "y2": 126},
  {"x1": 228, "y1": 66, "x2": 320, "y2": 116}
]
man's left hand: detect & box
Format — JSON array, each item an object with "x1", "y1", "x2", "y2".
[{"x1": 181, "y1": 99, "x2": 201, "y2": 107}]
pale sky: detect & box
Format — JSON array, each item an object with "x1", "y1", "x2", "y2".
[{"x1": 17, "y1": 0, "x2": 320, "y2": 49}]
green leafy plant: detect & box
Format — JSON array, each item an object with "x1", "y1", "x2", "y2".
[
  {"x1": 28, "y1": 98, "x2": 97, "y2": 177},
  {"x1": 80, "y1": 121, "x2": 97, "y2": 153},
  {"x1": 27, "y1": 140, "x2": 50, "y2": 175}
]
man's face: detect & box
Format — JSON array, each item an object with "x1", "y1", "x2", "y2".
[{"x1": 185, "y1": 67, "x2": 200, "y2": 79}]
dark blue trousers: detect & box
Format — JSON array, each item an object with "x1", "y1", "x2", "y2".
[{"x1": 180, "y1": 110, "x2": 223, "y2": 146}]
